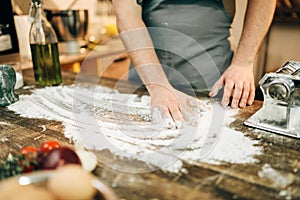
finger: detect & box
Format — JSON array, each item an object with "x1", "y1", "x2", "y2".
[
  {"x1": 168, "y1": 104, "x2": 184, "y2": 128},
  {"x1": 156, "y1": 104, "x2": 182, "y2": 128},
  {"x1": 239, "y1": 83, "x2": 250, "y2": 108},
  {"x1": 247, "y1": 84, "x2": 256, "y2": 105},
  {"x1": 182, "y1": 104, "x2": 195, "y2": 120},
  {"x1": 151, "y1": 106, "x2": 176, "y2": 129},
  {"x1": 182, "y1": 108, "x2": 201, "y2": 127},
  {"x1": 209, "y1": 78, "x2": 224, "y2": 97},
  {"x1": 151, "y1": 106, "x2": 173, "y2": 123},
  {"x1": 222, "y1": 81, "x2": 234, "y2": 107},
  {"x1": 164, "y1": 117, "x2": 177, "y2": 129},
  {"x1": 161, "y1": 106, "x2": 173, "y2": 119},
  {"x1": 187, "y1": 98, "x2": 210, "y2": 112},
  {"x1": 231, "y1": 82, "x2": 243, "y2": 108},
  {"x1": 151, "y1": 106, "x2": 164, "y2": 124}
]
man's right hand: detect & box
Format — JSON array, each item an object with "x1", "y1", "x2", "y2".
[{"x1": 148, "y1": 83, "x2": 210, "y2": 129}]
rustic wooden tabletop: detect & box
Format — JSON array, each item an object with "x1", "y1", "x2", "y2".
[{"x1": 0, "y1": 68, "x2": 299, "y2": 200}]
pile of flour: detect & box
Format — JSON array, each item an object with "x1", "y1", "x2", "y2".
[{"x1": 8, "y1": 85, "x2": 262, "y2": 173}]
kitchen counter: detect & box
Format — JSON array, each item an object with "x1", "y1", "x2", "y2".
[
  {"x1": 0, "y1": 37, "x2": 127, "y2": 71},
  {"x1": 0, "y1": 68, "x2": 300, "y2": 200}
]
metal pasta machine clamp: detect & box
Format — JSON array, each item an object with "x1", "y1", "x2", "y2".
[{"x1": 244, "y1": 61, "x2": 300, "y2": 138}]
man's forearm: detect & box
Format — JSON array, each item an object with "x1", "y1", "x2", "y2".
[
  {"x1": 113, "y1": 1, "x2": 171, "y2": 91},
  {"x1": 233, "y1": 0, "x2": 276, "y2": 66},
  {"x1": 118, "y1": 28, "x2": 172, "y2": 89}
]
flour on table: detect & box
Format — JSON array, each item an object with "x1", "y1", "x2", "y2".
[{"x1": 8, "y1": 85, "x2": 262, "y2": 173}]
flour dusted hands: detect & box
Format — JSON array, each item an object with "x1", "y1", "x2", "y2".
[
  {"x1": 209, "y1": 63, "x2": 255, "y2": 108},
  {"x1": 148, "y1": 84, "x2": 210, "y2": 129}
]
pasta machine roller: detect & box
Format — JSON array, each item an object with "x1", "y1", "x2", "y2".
[{"x1": 244, "y1": 61, "x2": 300, "y2": 138}]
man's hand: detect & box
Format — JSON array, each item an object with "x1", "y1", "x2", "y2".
[
  {"x1": 209, "y1": 63, "x2": 255, "y2": 108},
  {"x1": 208, "y1": 0, "x2": 276, "y2": 108},
  {"x1": 148, "y1": 84, "x2": 210, "y2": 128}
]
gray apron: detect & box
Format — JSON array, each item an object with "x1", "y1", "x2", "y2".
[{"x1": 129, "y1": 0, "x2": 233, "y2": 91}]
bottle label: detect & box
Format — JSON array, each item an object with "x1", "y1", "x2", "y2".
[{"x1": 0, "y1": 34, "x2": 12, "y2": 51}]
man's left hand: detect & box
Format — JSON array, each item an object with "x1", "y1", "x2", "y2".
[{"x1": 209, "y1": 63, "x2": 256, "y2": 108}]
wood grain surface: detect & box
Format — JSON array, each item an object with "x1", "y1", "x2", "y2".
[{"x1": 1, "y1": 68, "x2": 300, "y2": 200}]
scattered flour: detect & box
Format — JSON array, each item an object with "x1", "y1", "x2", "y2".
[{"x1": 8, "y1": 85, "x2": 262, "y2": 173}]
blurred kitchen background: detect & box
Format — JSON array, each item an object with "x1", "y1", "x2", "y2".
[
  {"x1": 1, "y1": 0, "x2": 300, "y2": 86},
  {"x1": 233, "y1": 0, "x2": 300, "y2": 85}
]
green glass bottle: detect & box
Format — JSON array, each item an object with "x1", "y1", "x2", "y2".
[{"x1": 29, "y1": 0, "x2": 62, "y2": 86}]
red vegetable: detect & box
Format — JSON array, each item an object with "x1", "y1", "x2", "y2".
[
  {"x1": 19, "y1": 146, "x2": 39, "y2": 172},
  {"x1": 40, "y1": 141, "x2": 61, "y2": 153},
  {"x1": 42, "y1": 147, "x2": 81, "y2": 170},
  {"x1": 20, "y1": 146, "x2": 39, "y2": 156}
]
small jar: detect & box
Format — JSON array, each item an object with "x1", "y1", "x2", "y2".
[{"x1": 0, "y1": 61, "x2": 24, "y2": 89}]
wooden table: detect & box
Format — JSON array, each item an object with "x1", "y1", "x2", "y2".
[{"x1": 1, "y1": 69, "x2": 300, "y2": 200}]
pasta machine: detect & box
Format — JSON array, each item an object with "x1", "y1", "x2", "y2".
[{"x1": 244, "y1": 61, "x2": 300, "y2": 138}]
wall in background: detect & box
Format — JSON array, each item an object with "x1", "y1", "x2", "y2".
[
  {"x1": 266, "y1": 24, "x2": 300, "y2": 72},
  {"x1": 231, "y1": 0, "x2": 246, "y2": 46},
  {"x1": 233, "y1": 0, "x2": 300, "y2": 80}
]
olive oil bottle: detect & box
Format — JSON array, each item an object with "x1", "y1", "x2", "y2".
[{"x1": 29, "y1": 0, "x2": 62, "y2": 86}]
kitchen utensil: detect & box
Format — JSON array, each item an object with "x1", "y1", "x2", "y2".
[
  {"x1": 244, "y1": 61, "x2": 300, "y2": 138},
  {"x1": 44, "y1": 9, "x2": 88, "y2": 53},
  {"x1": 44, "y1": 9, "x2": 88, "y2": 42}
]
